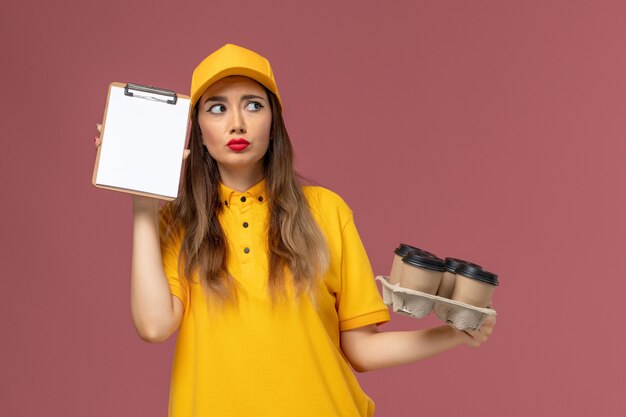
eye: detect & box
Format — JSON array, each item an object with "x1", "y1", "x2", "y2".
[
  {"x1": 245, "y1": 101, "x2": 264, "y2": 111},
  {"x1": 208, "y1": 104, "x2": 226, "y2": 114}
]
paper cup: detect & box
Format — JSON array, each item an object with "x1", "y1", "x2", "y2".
[
  {"x1": 399, "y1": 252, "x2": 445, "y2": 294},
  {"x1": 450, "y1": 264, "x2": 498, "y2": 308},
  {"x1": 437, "y1": 258, "x2": 483, "y2": 299},
  {"x1": 390, "y1": 243, "x2": 438, "y2": 285}
]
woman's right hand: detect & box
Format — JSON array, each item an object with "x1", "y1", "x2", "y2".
[{"x1": 94, "y1": 123, "x2": 103, "y2": 148}]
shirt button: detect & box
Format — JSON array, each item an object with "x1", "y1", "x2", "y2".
[
  {"x1": 240, "y1": 196, "x2": 247, "y2": 202},
  {"x1": 224, "y1": 200, "x2": 228, "y2": 206},
  {"x1": 243, "y1": 247, "x2": 250, "y2": 254},
  {"x1": 243, "y1": 222, "x2": 249, "y2": 228},
  {"x1": 258, "y1": 196, "x2": 263, "y2": 202}
]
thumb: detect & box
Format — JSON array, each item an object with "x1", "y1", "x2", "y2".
[{"x1": 183, "y1": 149, "x2": 191, "y2": 160}]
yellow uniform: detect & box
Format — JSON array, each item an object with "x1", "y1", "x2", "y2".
[{"x1": 161, "y1": 180, "x2": 390, "y2": 417}]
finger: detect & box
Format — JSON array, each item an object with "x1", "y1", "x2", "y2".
[
  {"x1": 96, "y1": 123, "x2": 102, "y2": 133},
  {"x1": 454, "y1": 328, "x2": 475, "y2": 344},
  {"x1": 482, "y1": 315, "x2": 497, "y2": 328},
  {"x1": 466, "y1": 329, "x2": 487, "y2": 345},
  {"x1": 477, "y1": 318, "x2": 496, "y2": 339},
  {"x1": 183, "y1": 149, "x2": 190, "y2": 160},
  {"x1": 454, "y1": 326, "x2": 480, "y2": 345},
  {"x1": 478, "y1": 325, "x2": 492, "y2": 337},
  {"x1": 463, "y1": 327, "x2": 480, "y2": 338},
  {"x1": 94, "y1": 136, "x2": 102, "y2": 148},
  {"x1": 464, "y1": 323, "x2": 492, "y2": 344}
]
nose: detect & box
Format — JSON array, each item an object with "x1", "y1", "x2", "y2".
[{"x1": 229, "y1": 108, "x2": 247, "y2": 134}]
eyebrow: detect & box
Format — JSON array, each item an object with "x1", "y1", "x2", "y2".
[
  {"x1": 241, "y1": 94, "x2": 266, "y2": 102},
  {"x1": 203, "y1": 94, "x2": 267, "y2": 105},
  {"x1": 204, "y1": 95, "x2": 227, "y2": 104}
]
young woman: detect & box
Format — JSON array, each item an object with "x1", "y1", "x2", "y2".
[{"x1": 96, "y1": 44, "x2": 495, "y2": 417}]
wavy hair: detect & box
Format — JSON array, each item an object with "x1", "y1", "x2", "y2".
[{"x1": 162, "y1": 86, "x2": 329, "y2": 305}]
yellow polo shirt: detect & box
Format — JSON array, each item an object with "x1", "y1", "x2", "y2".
[{"x1": 160, "y1": 180, "x2": 390, "y2": 417}]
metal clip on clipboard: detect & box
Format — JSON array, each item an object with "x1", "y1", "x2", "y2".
[{"x1": 124, "y1": 82, "x2": 178, "y2": 105}]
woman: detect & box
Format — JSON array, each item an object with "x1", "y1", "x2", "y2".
[{"x1": 96, "y1": 44, "x2": 495, "y2": 417}]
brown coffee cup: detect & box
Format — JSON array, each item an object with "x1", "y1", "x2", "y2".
[
  {"x1": 390, "y1": 244, "x2": 437, "y2": 285},
  {"x1": 450, "y1": 263, "x2": 499, "y2": 307},
  {"x1": 399, "y1": 252, "x2": 445, "y2": 294},
  {"x1": 437, "y1": 258, "x2": 483, "y2": 299},
  {"x1": 389, "y1": 253, "x2": 404, "y2": 285}
]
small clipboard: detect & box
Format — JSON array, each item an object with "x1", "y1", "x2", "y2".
[{"x1": 92, "y1": 82, "x2": 191, "y2": 200}]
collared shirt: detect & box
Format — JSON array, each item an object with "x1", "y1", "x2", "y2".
[{"x1": 161, "y1": 180, "x2": 390, "y2": 417}]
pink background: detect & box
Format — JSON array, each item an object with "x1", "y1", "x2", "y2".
[{"x1": 2, "y1": 1, "x2": 624, "y2": 415}]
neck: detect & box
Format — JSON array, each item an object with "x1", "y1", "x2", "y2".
[{"x1": 218, "y1": 163, "x2": 265, "y2": 192}]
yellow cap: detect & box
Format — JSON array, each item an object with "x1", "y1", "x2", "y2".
[{"x1": 190, "y1": 44, "x2": 282, "y2": 110}]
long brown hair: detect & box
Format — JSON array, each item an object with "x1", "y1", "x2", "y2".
[{"x1": 162, "y1": 85, "x2": 329, "y2": 305}]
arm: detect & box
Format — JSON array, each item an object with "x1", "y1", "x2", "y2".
[
  {"x1": 95, "y1": 124, "x2": 186, "y2": 342},
  {"x1": 130, "y1": 196, "x2": 183, "y2": 342},
  {"x1": 340, "y1": 315, "x2": 496, "y2": 372}
]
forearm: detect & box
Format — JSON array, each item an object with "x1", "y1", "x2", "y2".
[
  {"x1": 342, "y1": 325, "x2": 463, "y2": 372},
  {"x1": 130, "y1": 198, "x2": 178, "y2": 341}
]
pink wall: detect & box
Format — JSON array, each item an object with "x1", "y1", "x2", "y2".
[{"x1": 2, "y1": 1, "x2": 624, "y2": 415}]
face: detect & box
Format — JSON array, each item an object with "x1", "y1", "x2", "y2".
[{"x1": 197, "y1": 76, "x2": 272, "y2": 175}]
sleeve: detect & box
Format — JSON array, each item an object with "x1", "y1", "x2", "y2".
[
  {"x1": 336, "y1": 207, "x2": 390, "y2": 332},
  {"x1": 159, "y1": 209, "x2": 189, "y2": 309}
]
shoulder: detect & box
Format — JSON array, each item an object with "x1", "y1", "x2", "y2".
[
  {"x1": 302, "y1": 185, "x2": 353, "y2": 228},
  {"x1": 303, "y1": 185, "x2": 351, "y2": 211}
]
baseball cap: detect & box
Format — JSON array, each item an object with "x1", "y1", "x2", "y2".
[{"x1": 190, "y1": 43, "x2": 282, "y2": 110}]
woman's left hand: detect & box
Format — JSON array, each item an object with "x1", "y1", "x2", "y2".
[{"x1": 454, "y1": 314, "x2": 496, "y2": 347}]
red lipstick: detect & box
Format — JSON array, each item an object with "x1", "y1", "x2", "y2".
[{"x1": 227, "y1": 138, "x2": 250, "y2": 151}]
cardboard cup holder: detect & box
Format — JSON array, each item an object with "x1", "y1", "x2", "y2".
[
  {"x1": 382, "y1": 282, "x2": 394, "y2": 305},
  {"x1": 377, "y1": 275, "x2": 496, "y2": 331}
]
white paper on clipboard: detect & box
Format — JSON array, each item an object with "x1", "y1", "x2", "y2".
[{"x1": 92, "y1": 82, "x2": 191, "y2": 200}]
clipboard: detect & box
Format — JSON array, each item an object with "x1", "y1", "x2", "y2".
[{"x1": 92, "y1": 82, "x2": 191, "y2": 200}]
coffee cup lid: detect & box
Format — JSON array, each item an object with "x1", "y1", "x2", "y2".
[
  {"x1": 394, "y1": 243, "x2": 437, "y2": 259},
  {"x1": 402, "y1": 252, "x2": 445, "y2": 272},
  {"x1": 455, "y1": 263, "x2": 499, "y2": 286},
  {"x1": 445, "y1": 257, "x2": 482, "y2": 273}
]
